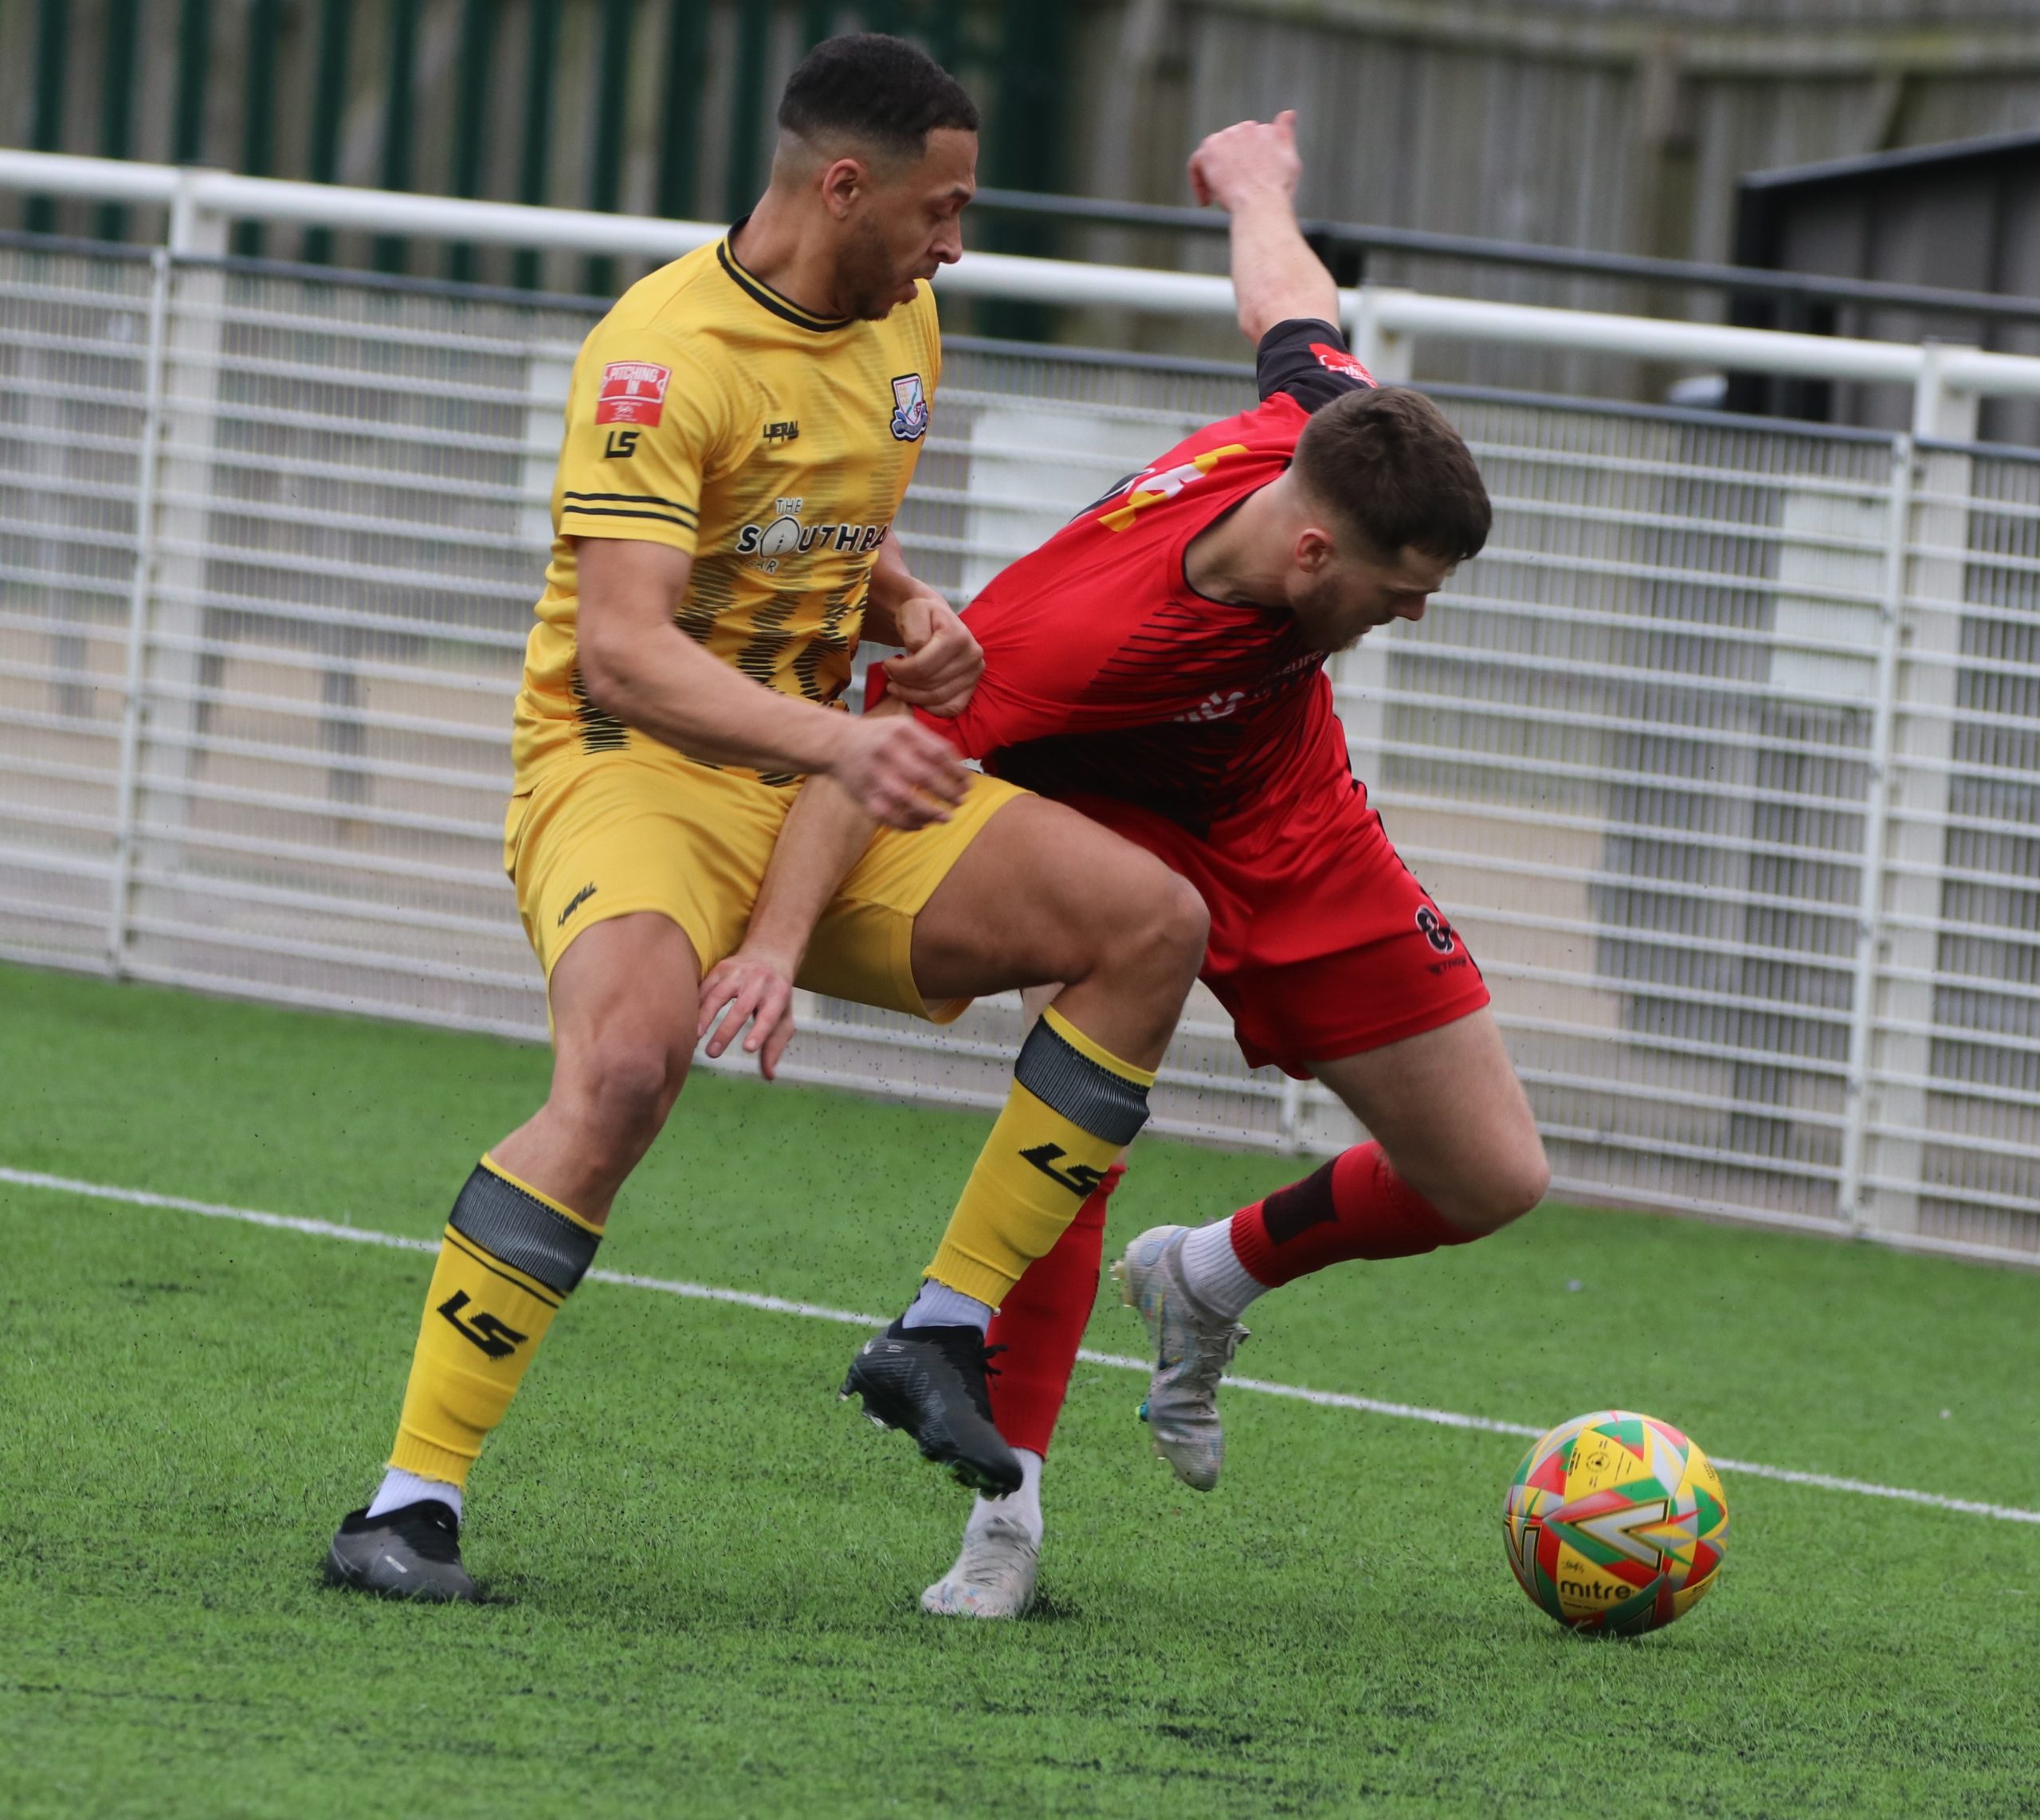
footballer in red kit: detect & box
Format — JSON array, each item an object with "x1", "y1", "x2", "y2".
[
  {"x1": 908, "y1": 324, "x2": 1489, "y2": 1073},
  {"x1": 696, "y1": 109, "x2": 1550, "y2": 1619}
]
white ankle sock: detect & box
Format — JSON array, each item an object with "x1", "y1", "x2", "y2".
[
  {"x1": 901, "y1": 1278, "x2": 993, "y2": 1334},
  {"x1": 367, "y1": 1467, "x2": 463, "y2": 1524},
  {"x1": 968, "y1": 1448, "x2": 1043, "y2": 1545},
  {"x1": 1179, "y1": 1218, "x2": 1266, "y2": 1322}
]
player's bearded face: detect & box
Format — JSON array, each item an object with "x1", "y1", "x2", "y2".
[
  {"x1": 838, "y1": 214, "x2": 911, "y2": 321},
  {"x1": 1294, "y1": 541, "x2": 1454, "y2": 651},
  {"x1": 837, "y1": 129, "x2": 976, "y2": 320}
]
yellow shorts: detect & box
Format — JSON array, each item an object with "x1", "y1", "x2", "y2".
[{"x1": 504, "y1": 754, "x2": 1027, "y2": 1022}]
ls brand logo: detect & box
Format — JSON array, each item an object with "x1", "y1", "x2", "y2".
[
  {"x1": 437, "y1": 1290, "x2": 528, "y2": 1359},
  {"x1": 602, "y1": 429, "x2": 641, "y2": 459},
  {"x1": 1019, "y1": 1142, "x2": 1112, "y2": 1198}
]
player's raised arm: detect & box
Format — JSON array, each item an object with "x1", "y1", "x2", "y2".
[
  {"x1": 1189, "y1": 110, "x2": 1341, "y2": 346},
  {"x1": 576, "y1": 537, "x2": 967, "y2": 830}
]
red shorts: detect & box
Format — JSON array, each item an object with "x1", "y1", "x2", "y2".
[{"x1": 1053, "y1": 780, "x2": 1490, "y2": 1077}]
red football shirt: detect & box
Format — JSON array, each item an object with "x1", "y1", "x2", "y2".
[{"x1": 922, "y1": 320, "x2": 1375, "y2": 836}]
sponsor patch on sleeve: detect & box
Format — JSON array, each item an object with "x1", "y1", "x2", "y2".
[
  {"x1": 595, "y1": 361, "x2": 673, "y2": 426},
  {"x1": 1311, "y1": 343, "x2": 1375, "y2": 385}
]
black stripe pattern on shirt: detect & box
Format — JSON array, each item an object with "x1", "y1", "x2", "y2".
[{"x1": 571, "y1": 665, "x2": 629, "y2": 754}]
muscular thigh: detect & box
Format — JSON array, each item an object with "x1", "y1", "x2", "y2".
[
  {"x1": 902, "y1": 790, "x2": 1196, "y2": 1006},
  {"x1": 545, "y1": 908, "x2": 703, "y2": 1072}
]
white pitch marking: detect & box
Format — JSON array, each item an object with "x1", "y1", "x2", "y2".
[{"x1": 8, "y1": 1163, "x2": 2039, "y2": 1529}]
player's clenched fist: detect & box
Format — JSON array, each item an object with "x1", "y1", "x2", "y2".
[
  {"x1": 883, "y1": 586, "x2": 983, "y2": 719},
  {"x1": 1189, "y1": 109, "x2": 1303, "y2": 212},
  {"x1": 829, "y1": 712, "x2": 969, "y2": 830}
]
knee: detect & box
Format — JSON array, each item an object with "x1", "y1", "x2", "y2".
[
  {"x1": 563, "y1": 1033, "x2": 688, "y2": 1149},
  {"x1": 1112, "y1": 870, "x2": 1209, "y2": 988},
  {"x1": 1450, "y1": 1137, "x2": 1550, "y2": 1236}
]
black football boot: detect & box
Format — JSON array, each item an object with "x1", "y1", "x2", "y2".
[
  {"x1": 840, "y1": 1320, "x2": 1022, "y2": 1495},
  {"x1": 323, "y1": 1499, "x2": 480, "y2": 1602}
]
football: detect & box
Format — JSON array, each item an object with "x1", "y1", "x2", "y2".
[{"x1": 1502, "y1": 1410, "x2": 1729, "y2": 1635}]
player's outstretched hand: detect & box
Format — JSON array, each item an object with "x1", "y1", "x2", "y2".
[
  {"x1": 830, "y1": 712, "x2": 968, "y2": 830},
  {"x1": 1189, "y1": 109, "x2": 1302, "y2": 212},
  {"x1": 697, "y1": 948, "x2": 798, "y2": 1080},
  {"x1": 881, "y1": 587, "x2": 983, "y2": 718}
]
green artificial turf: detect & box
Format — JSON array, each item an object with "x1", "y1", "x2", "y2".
[{"x1": 2, "y1": 962, "x2": 2037, "y2": 1818}]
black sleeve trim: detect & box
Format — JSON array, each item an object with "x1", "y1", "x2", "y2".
[
  {"x1": 563, "y1": 489, "x2": 698, "y2": 520},
  {"x1": 1254, "y1": 317, "x2": 1377, "y2": 413},
  {"x1": 559, "y1": 505, "x2": 699, "y2": 531}
]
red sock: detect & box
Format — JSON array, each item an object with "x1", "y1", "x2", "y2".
[
  {"x1": 986, "y1": 1162, "x2": 1124, "y2": 1459},
  {"x1": 1229, "y1": 1142, "x2": 1474, "y2": 1289}
]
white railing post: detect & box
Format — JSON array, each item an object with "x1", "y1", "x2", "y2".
[
  {"x1": 1344, "y1": 284, "x2": 1416, "y2": 385},
  {"x1": 105, "y1": 248, "x2": 175, "y2": 975},
  {"x1": 1838, "y1": 433, "x2": 1916, "y2": 1228},
  {"x1": 1858, "y1": 351, "x2": 1978, "y2": 1234},
  {"x1": 129, "y1": 187, "x2": 231, "y2": 939}
]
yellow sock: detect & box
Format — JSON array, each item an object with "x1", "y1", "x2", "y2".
[
  {"x1": 927, "y1": 1006, "x2": 1155, "y2": 1306},
  {"x1": 386, "y1": 1156, "x2": 602, "y2": 1487}
]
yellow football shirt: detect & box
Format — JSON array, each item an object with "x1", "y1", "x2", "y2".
[{"x1": 512, "y1": 231, "x2": 941, "y2": 786}]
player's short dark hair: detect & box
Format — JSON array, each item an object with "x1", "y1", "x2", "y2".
[
  {"x1": 1293, "y1": 388, "x2": 1491, "y2": 563},
  {"x1": 778, "y1": 33, "x2": 979, "y2": 160}
]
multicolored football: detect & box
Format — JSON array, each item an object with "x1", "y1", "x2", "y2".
[{"x1": 1502, "y1": 1410, "x2": 1729, "y2": 1635}]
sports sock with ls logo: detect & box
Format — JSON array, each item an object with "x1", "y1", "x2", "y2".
[
  {"x1": 925, "y1": 1006, "x2": 1152, "y2": 1308},
  {"x1": 386, "y1": 1158, "x2": 602, "y2": 1487}
]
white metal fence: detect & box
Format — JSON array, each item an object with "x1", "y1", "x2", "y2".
[{"x1": 2, "y1": 153, "x2": 2038, "y2": 1267}]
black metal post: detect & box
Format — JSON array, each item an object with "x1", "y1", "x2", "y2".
[
  {"x1": 920, "y1": 0, "x2": 963, "y2": 71},
  {"x1": 302, "y1": 0, "x2": 352, "y2": 264},
  {"x1": 28, "y1": 0, "x2": 68, "y2": 233},
  {"x1": 173, "y1": 0, "x2": 213, "y2": 164},
  {"x1": 445, "y1": 0, "x2": 494, "y2": 280},
  {"x1": 657, "y1": 1, "x2": 710, "y2": 222},
  {"x1": 97, "y1": 0, "x2": 141, "y2": 240},
  {"x1": 515, "y1": 0, "x2": 562, "y2": 288},
  {"x1": 983, "y1": 0, "x2": 1069, "y2": 339},
  {"x1": 724, "y1": 0, "x2": 771, "y2": 223},
  {"x1": 237, "y1": 0, "x2": 280, "y2": 255},
  {"x1": 585, "y1": 0, "x2": 634, "y2": 296},
  {"x1": 375, "y1": 0, "x2": 419, "y2": 273}
]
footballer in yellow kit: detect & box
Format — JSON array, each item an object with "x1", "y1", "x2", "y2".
[
  {"x1": 507, "y1": 228, "x2": 1019, "y2": 1017},
  {"x1": 324, "y1": 34, "x2": 1205, "y2": 1606}
]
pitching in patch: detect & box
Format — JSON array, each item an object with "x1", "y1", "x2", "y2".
[{"x1": 596, "y1": 361, "x2": 673, "y2": 426}]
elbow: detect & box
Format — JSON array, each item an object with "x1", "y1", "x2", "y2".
[{"x1": 578, "y1": 636, "x2": 633, "y2": 720}]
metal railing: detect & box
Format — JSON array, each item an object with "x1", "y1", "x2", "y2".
[{"x1": 2, "y1": 153, "x2": 2037, "y2": 1268}]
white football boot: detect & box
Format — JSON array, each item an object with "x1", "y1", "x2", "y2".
[
  {"x1": 920, "y1": 1514, "x2": 1040, "y2": 1618},
  {"x1": 1112, "y1": 1223, "x2": 1249, "y2": 1492}
]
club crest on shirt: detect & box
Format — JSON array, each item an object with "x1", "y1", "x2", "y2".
[{"x1": 889, "y1": 371, "x2": 929, "y2": 441}]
